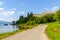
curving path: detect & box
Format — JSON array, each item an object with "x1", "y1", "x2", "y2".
[{"x1": 2, "y1": 24, "x2": 49, "y2": 40}]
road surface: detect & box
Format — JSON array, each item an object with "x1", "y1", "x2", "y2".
[{"x1": 2, "y1": 24, "x2": 49, "y2": 40}]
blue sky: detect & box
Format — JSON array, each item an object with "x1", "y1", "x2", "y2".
[{"x1": 0, "y1": 0, "x2": 60, "y2": 22}]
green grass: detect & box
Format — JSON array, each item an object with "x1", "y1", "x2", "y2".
[
  {"x1": 0, "y1": 22, "x2": 38, "y2": 40},
  {"x1": 0, "y1": 30, "x2": 24, "y2": 40},
  {"x1": 0, "y1": 23, "x2": 37, "y2": 40},
  {"x1": 19, "y1": 21, "x2": 38, "y2": 30},
  {"x1": 46, "y1": 22, "x2": 60, "y2": 40}
]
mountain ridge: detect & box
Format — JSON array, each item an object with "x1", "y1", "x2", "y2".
[
  {"x1": 33, "y1": 11, "x2": 54, "y2": 17},
  {"x1": 0, "y1": 21, "x2": 11, "y2": 24}
]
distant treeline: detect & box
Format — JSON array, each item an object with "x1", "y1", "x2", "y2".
[{"x1": 16, "y1": 10, "x2": 60, "y2": 30}]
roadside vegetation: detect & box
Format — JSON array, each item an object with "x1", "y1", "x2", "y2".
[
  {"x1": 46, "y1": 22, "x2": 60, "y2": 40},
  {"x1": 46, "y1": 10, "x2": 60, "y2": 40},
  {"x1": 0, "y1": 30, "x2": 24, "y2": 40},
  {"x1": 0, "y1": 31, "x2": 18, "y2": 39},
  {"x1": 16, "y1": 12, "x2": 54, "y2": 30},
  {"x1": 0, "y1": 9, "x2": 60, "y2": 40},
  {"x1": 16, "y1": 9, "x2": 60, "y2": 40}
]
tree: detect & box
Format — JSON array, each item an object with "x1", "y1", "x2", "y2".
[
  {"x1": 30, "y1": 12, "x2": 33, "y2": 17},
  {"x1": 20, "y1": 16, "x2": 24, "y2": 20},
  {"x1": 27, "y1": 12, "x2": 34, "y2": 21},
  {"x1": 16, "y1": 15, "x2": 25, "y2": 24},
  {"x1": 54, "y1": 10, "x2": 60, "y2": 21},
  {"x1": 42, "y1": 15, "x2": 49, "y2": 23},
  {"x1": 27, "y1": 12, "x2": 30, "y2": 18},
  {"x1": 12, "y1": 21, "x2": 16, "y2": 25}
]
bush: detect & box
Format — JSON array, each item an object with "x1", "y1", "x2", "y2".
[
  {"x1": 16, "y1": 12, "x2": 54, "y2": 30},
  {"x1": 46, "y1": 22, "x2": 60, "y2": 40},
  {"x1": 54, "y1": 10, "x2": 60, "y2": 21},
  {"x1": 42, "y1": 14, "x2": 54, "y2": 23}
]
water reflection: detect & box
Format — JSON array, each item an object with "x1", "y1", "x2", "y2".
[{"x1": 0, "y1": 24, "x2": 18, "y2": 33}]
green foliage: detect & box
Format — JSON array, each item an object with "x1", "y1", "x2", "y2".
[
  {"x1": 0, "y1": 31, "x2": 19, "y2": 39},
  {"x1": 16, "y1": 12, "x2": 54, "y2": 30},
  {"x1": 46, "y1": 22, "x2": 60, "y2": 40},
  {"x1": 34, "y1": 17, "x2": 43, "y2": 24},
  {"x1": 16, "y1": 16, "x2": 27, "y2": 24},
  {"x1": 16, "y1": 12, "x2": 34, "y2": 24},
  {"x1": 42, "y1": 14, "x2": 54, "y2": 23},
  {"x1": 16, "y1": 12, "x2": 37, "y2": 30},
  {"x1": 18, "y1": 21, "x2": 37, "y2": 30},
  {"x1": 54, "y1": 10, "x2": 60, "y2": 21}
]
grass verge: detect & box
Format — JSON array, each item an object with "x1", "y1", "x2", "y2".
[
  {"x1": 46, "y1": 22, "x2": 60, "y2": 40},
  {"x1": 0, "y1": 30, "x2": 24, "y2": 40},
  {"x1": 0, "y1": 24, "x2": 38, "y2": 40}
]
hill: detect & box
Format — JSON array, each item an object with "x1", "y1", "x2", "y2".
[
  {"x1": 33, "y1": 11, "x2": 54, "y2": 17},
  {"x1": 0, "y1": 21, "x2": 11, "y2": 25}
]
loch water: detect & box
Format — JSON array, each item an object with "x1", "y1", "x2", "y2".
[{"x1": 0, "y1": 24, "x2": 18, "y2": 33}]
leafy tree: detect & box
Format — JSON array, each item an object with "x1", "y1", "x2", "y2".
[
  {"x1": 30, "y1": 12, "x2": 33, "y2": 17},
  {"x1": 16, "y1": 11, "x2": 55, "y2": 30},
  {"x1": 42, "y1": 15, "x2": 49, "y2": 23},
  {"x1": 27, "y1": 12, "x2": 34, "y2": 21},
  {"x1": 45, "y1": 14, "x2": 54, "y2": 22},
  {"x1": 39, "y1": 17, "x2": 44, "y2": 23},
  {"x1": 54, "y1": 10, "x2": 60, "y2": 21},
  {"x1": 16, "y1": 15, "x2": 25, "y2": 24},
  {"x1": 42, "y1": 14, "x2": 54, "y2": 23}
]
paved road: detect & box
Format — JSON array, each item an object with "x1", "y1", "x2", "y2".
[{"x1": 2, "y1": 24, "x2": 49, "y2": 40}]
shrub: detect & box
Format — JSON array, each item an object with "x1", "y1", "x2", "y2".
[{"x1": 54, "y1": 10, "x2": 60, "y2": 21}]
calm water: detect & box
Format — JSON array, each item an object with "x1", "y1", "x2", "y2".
[{"x1": 0, "y1": 24, "x2": 18, "y2": 33}]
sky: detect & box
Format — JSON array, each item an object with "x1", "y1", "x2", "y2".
[{"x1": 0, "y1": 0, "x2": 60, "y2": 22}]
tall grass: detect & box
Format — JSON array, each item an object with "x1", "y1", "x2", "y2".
[
  {"x1": 46, "y1": 22, "x2": 60, "y2": 40},
  {"x1": 0, "y1": 30, "x2": 24, "y2": 40}
]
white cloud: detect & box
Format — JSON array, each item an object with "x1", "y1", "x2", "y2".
[
  {"x1": 0, "y1": 17, "x2": 15, "y2": 22},
  {"x1": 51, "y1": 6, "x2": 59, "y2": 11},
  {"x1": 1, "y1": 11, "x2": 15, "y2": 16},
  {"x1": 0, "y1": 8, "x2": 4, "y2": 11},
  {"x1": 0, "y1": 8, "x2": 16, "y2": 22},
  {"x1": 18, "y1": 11, "x2": 25, "y2": 15},
  {"x1": 0, "y1": 8, "x2": 16, "y2": 16},
  {"x1": 0, "y1": 2, "x2": 3, "y2": 5},
  {"x1": 45, "y1": 6, "x2": 59, "y2": 12},
  {"x1": 0, "y1": 10, "x2": 16, "y2": 22}
]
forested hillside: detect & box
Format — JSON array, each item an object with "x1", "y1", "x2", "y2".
[
  {"x1": 16, "y1": 11, "x2": 54, "y2": 30},
  {"x1": 16, "y1": 9, "x2": 60, "y2": 40}
]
